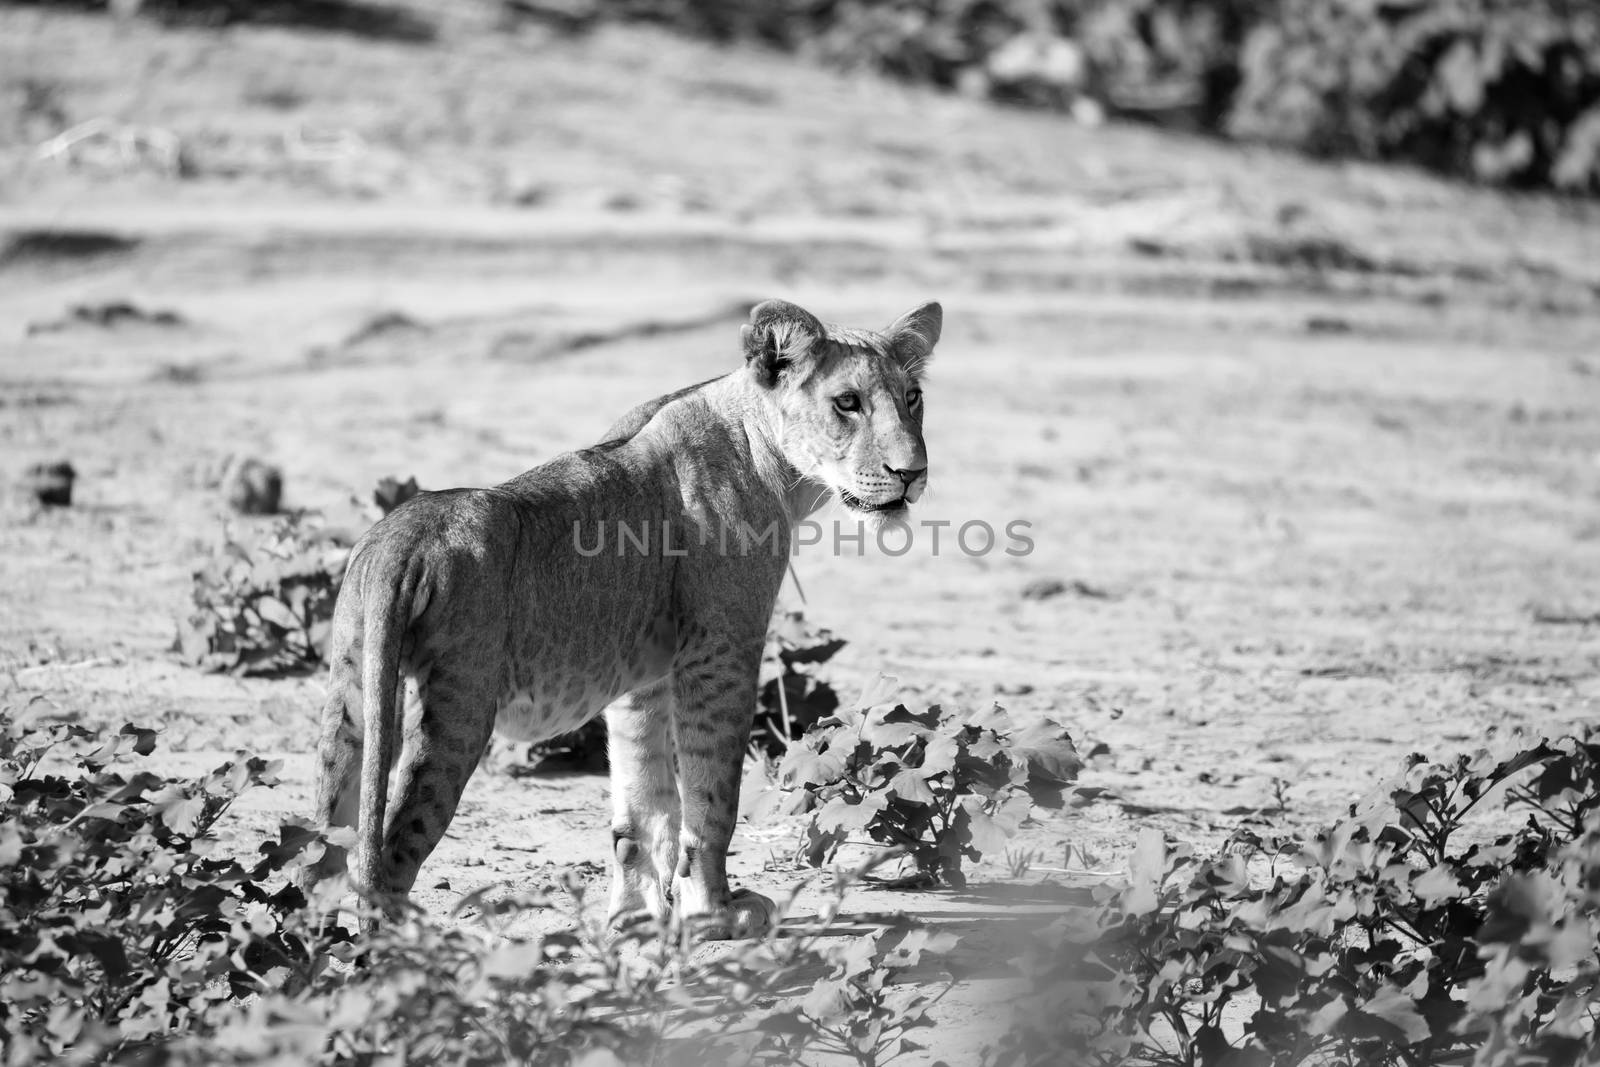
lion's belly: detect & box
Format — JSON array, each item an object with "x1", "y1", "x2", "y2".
[
  {"x1": 491, "y1": 612, "x2": 676, "y2": 743},
  {"x1": 492, "y1": 681, "x2": 614, "y2": 743}
]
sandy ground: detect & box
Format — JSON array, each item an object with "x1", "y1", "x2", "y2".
[{"x1": 3, "y1": 3, "x2": 1600, "y2": 1061}]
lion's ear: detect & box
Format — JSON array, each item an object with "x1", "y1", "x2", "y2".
[
  {"x1": 742, "y1": 299, "x2": 824, "y2": 387},
  {"x1": 885, "y1": 301, "x2": 942, "y2": 377}
]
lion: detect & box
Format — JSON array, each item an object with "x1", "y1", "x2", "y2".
[{"x1": 305, "y1": 297, "x2": 941, "y2": 938}]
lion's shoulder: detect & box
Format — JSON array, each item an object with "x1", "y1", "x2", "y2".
[{"x1": 599, "y1": 373, "x2": 729, "y2": 445}]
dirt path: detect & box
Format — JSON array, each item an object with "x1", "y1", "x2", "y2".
[{"x1": 3, "y1": 5, "x2": 1600, "y2": 1061}]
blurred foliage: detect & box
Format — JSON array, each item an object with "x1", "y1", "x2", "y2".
[
  {"x1": 986, "y1": 734, "x2": 1600, "y2": 1065},
  {"x1": 0, "y1": 712, "x2": 305, "y2": 1065},
  {"x1": 36, "y1": 0, "x2": 1600, "y2": 189},
  {"x1": 0, "y1": 712, "x2": 960, "y2": 1066},
  {"x1": 175, "y1": 475, "x2": 415, "y2": 676},
  {"x1": 26, "y1": 0, "x2": 438, "y2": 41},
  {"x1": 1229, "y1": 0, "x2": 1600, "y2": 192},
  {"x1": 599, "y1": 0, "x2": 1600, "y2": 192}
]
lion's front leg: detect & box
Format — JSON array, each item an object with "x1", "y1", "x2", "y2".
[
  {"x1": 605, "y1": 680, "x2": 680, "y2": 929},
  {"x1": 667, "y1": 641, "x2": 776, "y2": 941}
]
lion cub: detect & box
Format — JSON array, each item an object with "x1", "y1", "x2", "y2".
[{"x1": 307, "y1": 298, "x2": 940, "y2": 937}]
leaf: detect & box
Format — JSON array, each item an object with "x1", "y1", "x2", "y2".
[
  {"x1": 888, "y1": 768, "x2": 937, "y2": 806},
  {"x1": 58, "y1": 930, "x2": 130, "y2": 979},
  {"x1": 1411, "y1": 864, "x2": 1466, "y2": 905},
  {"x1": 781, "y1": 745, "x2": 846, "y2": 788},
  {"x1": 861, "y1": 718, "x2": 930, "y2": 750},
  {"x1": 780, "y1": 637, "x2": 847, "y2": 667},
  {"x1": 965, "y1": 704, "x2": 1013, "y2": 733},
  {"x1": 120, "y1": 724, "x2": 158, "y2": 757},
  {"x1": 741, "y1": 782, "x2": 787, "y2": 823},
  {"x1": 1305, "y1": 997, "x2": 1348, "y2": 1036},
  {"x1": 75, "y1": 801, "x2": 127, "y2": 823},
  {"x1": 958, "y1": 798, "x2": 1009, "y2": 859},
  {"x1": 156, "y1": 793, "x2": 206, "y2": 836},
  {"x1": 990, "y1": 791, "x2": 1031, "y2": 838},
  {"x1": 965, "y1": 733, "x2": 1004, "y2": 764},
  {"x1": 880, "y1": 927, "x2": 959, "y2": 969},
  {"x1": 256, "y1": 823, "x2": 325, "y2": 868},
  {"x1": 1123, "y1": 827, "x2": 1167, "y2": 917},
  {"x1": 1354, "y1": 983, "x2": 1430, "y2": 1045},
  {"x1": 1435, "y1": 38, "x2": 1484, "y2": 114},
  {"x1": 481, "y1": 941, "x2": 544, "y2": 980},
  {"x1": 919, "y1": 733, "x2": 959, "y2": 778},
  {"x1": 803, "y1": 977, "x2": 849, "y2": 1023},
  {"x1": 813, "y1": 791, "x2": 888, "y2": 837},
  {"x1": 1013, "y1": 719, "x2": 1082, "y2": 787}
]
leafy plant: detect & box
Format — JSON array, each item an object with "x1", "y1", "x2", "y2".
[
  {"x1": 373, "y1": 474, "x2": 422, "y2": 516},
  {"x1": 776, "y1": 702, "x2": 1081, "y2": 887},
  {"x1": 1229, "y1": 0, "x2": 1600, "y2": 192},
  {"x1": 522, "y1": 608, "x2": 845, "y2": 771},
  {"x1": 754, "y1": 609, "x2": 848, "y2": 757},
  {"x1": 174, "y1": 511, "x2": 353, "y2": 675},
  {"x1": 0, "y1": 704, "x2": 317, "y2": 1066},
  {"x1": 581, "y1": 0, "x2": 1600, "y2": 192},
  {"x1": 0, "y1": 710, "x2": 968, "y2": 1066},
  {"x1": 754, "y1": 922, "x2": 958, "y2": 1066},
  {"x1": 988, "y1": 734, "x2": 1600, "y2": 1066},
  {"x1": 175, "y1": 475, "x2": 420, "y2": 676}
]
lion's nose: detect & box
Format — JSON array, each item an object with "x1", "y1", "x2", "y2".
[{"x1": 885, "y1": 464, "x2": 926, "y2": 487}]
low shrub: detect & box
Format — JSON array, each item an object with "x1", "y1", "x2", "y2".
[
  {"x1": 989, "y1": 735, "x2": 1600, "y2": 1065},
  {"x1": 1230, "y1": 0, "x2": 1600, "y2": 192},
  {"x1": 0, "y1": 711, "x2": 962, "y2": 1066},
  {"x1": 0, "y1": 707, "x2": 312, "y2": 1065},
  {"x1": 175, "y1": 476, "x2": 419, "y2": 676},
  {"x1": 174, "y1": 511, "x2": 352, "y2": 675},
  {"x1": 773, "y1": 701, "x2": 1082, "y2": 886},
  {"x1": 591, "y1": 0, "x2": 1600, "y2": 193},
  {"x1": 754, "y1": 608, "x2": 848, "y2": 757}
]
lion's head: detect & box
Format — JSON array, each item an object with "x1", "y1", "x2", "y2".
[{"x1": 740, "y1": 298, "x2": 940, "y2": 523}]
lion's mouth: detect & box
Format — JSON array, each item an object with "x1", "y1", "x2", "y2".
[{"x1": 839, "y1": 489, "x2": 907, "y2": 514}]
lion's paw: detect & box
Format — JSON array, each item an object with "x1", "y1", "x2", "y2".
[{"x1": 694, "y1": 888, "x2": 778, "y2": 941}]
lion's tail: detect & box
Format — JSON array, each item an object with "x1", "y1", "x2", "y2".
[{"x1": 353, "y1": 551, "x2": 420, "y2": 920}]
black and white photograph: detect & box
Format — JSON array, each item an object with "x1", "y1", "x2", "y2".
[{"x1": 3, "y1": 1, "x2": 1599, "y2": 1063}]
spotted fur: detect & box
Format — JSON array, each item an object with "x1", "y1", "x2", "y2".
[{"x1": 305, "y1": 299, "x2": 941, "y2": 938}]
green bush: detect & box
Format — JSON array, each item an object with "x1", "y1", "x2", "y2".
[
  {"x1": 1229, "y1": 0, "x2": 1600, "y2": 192},
  {"x1": 0, "y1": 709, "x2": 312, "y2": 1065},
  {"x1": 596, "y1": 0, "x2": 1600, "y2": 192},
  {"x1": 174, "y1": 512, "x2": 352, "y2": 675},
  {"x1": 754, "y1": 609, "x2": 848, "y2": 757},
  {"x1": 0, "y1": 711, "x2": 960, "y2": 1066},
  {"x1": 988, "y1": 735, "x2": 1600, "y2": 1065},
  {"x1": 174, "y1": 476, "x2": 419, "y2": 677},
  {"x1": 772, "y1": 701, "x2": 1082, "y2": 887}
]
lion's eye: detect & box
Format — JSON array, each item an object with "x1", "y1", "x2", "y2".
[
  {"x1": 834, "y1": 393, "x2": 861, "y2": 414},
  {"x1": 906, "y1": 389, "x2": 922, "y2": 407}
]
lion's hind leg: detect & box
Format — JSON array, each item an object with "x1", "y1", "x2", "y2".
[
  {"x1": 377, "y1": 658, "x2": 499, "y2": 898},
  {"x1": 605, "y1": 679, "x2": 681, "y2": 929},
  {"x1": 306, "y1": 650, "x2": 363, "y2": 887}
]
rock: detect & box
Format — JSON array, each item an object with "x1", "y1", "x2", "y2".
[
  {"x1": 26, "y1": 461, "x2": 76, "y2": 507},
  {"x1": 1022, "y1": 577, "x2": 1118, "y2": 601},
  {"x1": 222, "y1": 457, "x2": 283, "y2": 515},
  {"x1": 500, "y1": 0, "x2": 599, "y2": 34},
  {"x1": 986, "y1": 33, "x2": 1086, "y2": 96},
  {"x1": 1021, "y1": 578, "x2": 1067, "y2": 600}
]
